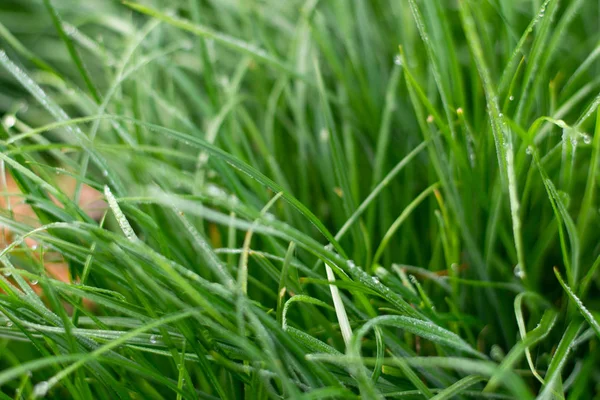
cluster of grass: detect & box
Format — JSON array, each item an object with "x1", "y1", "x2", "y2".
[{"x1": 0, "y1": 0, "x2": 599, "y2": 398}]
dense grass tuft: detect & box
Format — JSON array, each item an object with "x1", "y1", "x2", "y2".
[{"x1": 1, "y1": 0, "x2": 599, "y2": 398}]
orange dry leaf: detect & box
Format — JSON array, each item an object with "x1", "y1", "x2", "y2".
[{"x1": 1, "y1": 172, "x2": 106, "y2": 308}]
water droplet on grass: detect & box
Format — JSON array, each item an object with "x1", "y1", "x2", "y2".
[
  {"x1": 509, "y1": 95, "x2": 514, "y2": 101},
  {"x1": 582, "y1": 134, "x2": 592, "y2": 145},
  {"x1": 2, "y1": 115, "x2": 16, "y2": 128},
  {"x1": 104, "y1": 185, "x2": 137, "y2": 241},
  {"x1": 64, "y1": 24, "x2": 76, "y2": 36},
  {"x1": 3, "y1": 270, "x2": 12, "y2": 277},
  {"x1": 393, "y1": 55, "x2": 402, "y2": 66},
  {"x1": 558, "y1": 191, "x2": 570, "y2": 208},
  {"x1": 33, "y1": 381, "x2": 49, "y2": 397},
  {"x1": 31, "y1": 279, "x2": 38, "y2": 285},
  {"x1": 490, "y1": 344, "x2": 505, "y2": 361},
  {"x1": 526, "y1": 146, "x2": 533, "y2": 155},
  {"x1": 6, "y1": 321, "x2": 13, "y2": 327},
  {"x1": 150, "y1": 335, "x2": 158, "y2": 344},
  {"x1": 570, "y1": 136, "x2": 578, "y2": 147},
  {"x1": 319, "y1": 128, "x2": 329, "y2": 142},
  {"x1": 514, "y1": 264, "x2": 525, "y2": 279}
]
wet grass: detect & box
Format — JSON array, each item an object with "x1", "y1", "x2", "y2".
[{"x1": 0, "y1": 0, "x2": 599, "y2": 398}]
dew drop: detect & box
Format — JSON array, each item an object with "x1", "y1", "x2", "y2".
[
  {"x1": 509, "y1": 95, "x2": 514, "y2": 101},
  {"x1": 228, "y1": 194, "x2": 239, "y2": 206},
  {"x1": 206, "y1": 184, "x2": 226, "y2": 198},
  {"x1": 498, "y1": 113, "x2": 503, "y2": 118},
  {"x1": 150, "y1": 334, "x2": 158, "y2": 344},
  {"x1": 582, "y1": 134, "x2": 592, "y2": 145},
  {"x1": 102, "y1": 170, "x2": 108, "y2": 177},
  {"x1": 557, "y1": 191, "x2": 570, "y2": 208},
  {"x1": 31, "y1": 279, "x2": 38, "y2": 286},
  {"x1": 319, "y1": 128, "x2": 329, "y2": 142},
  {"x1": 3, "y1": 270, "x2": 12, "y2": 277},
  {"x1": 468, "y1": 151, "x2": 476, "y2": 164},
  {"x1": 264, "y1": 212, "x2": 276, "y2": 221},
  {"x1": 490, "y1": 344, "x2": 505, "y2": 361},
  {"x1": 393, "y1": 55, "x2": 402, "y2": 66},
  {"x1": 6, "y1": 321, "x2": 13, "y2": 327},
  {"x1": 347, "y1": 260, "x2": 356, "y2": 269},
  {"x1": 17, "y1": 101, "x2": 28, "y2": 114},
  {"x1": 372, "y1": 277, "x2": 380, "y2": 284},
  {"x1": 31, "y1": 244, "x2": 38, "y2": 251},
  {"x1": 2, "y1": 114, "x2": 16, "y2": 128},
  {"x1": 513, "y1": 264, "x2": 525, "y2": 279},
  {"x1": 570, "y1": 136, "x2": 578, "y2": 147},
  {"x1": 33, "y1": 381, "x2": 49, "y2": 397},
  {"x1": 104, "y1": 185, "x2": 137, "y2": 241},
  {"x1": 525, "y1": 146, "x2": 533, "y2": 155},
  {"x1": 64, "y1": 24, "x2": 76, "y2": 36}
]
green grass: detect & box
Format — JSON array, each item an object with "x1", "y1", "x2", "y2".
[{"x1": 0, "y1": 0, "x2": 599, "y2": 398}]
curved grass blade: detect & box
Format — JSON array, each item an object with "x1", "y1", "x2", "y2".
[
  {"x1": 372, "y1": 182, "x2": 439, "y2": 266},
  {"x1": 554, "y1": 268, "x2": 600, "y2": 339},
  {"x1": 430, "y1": 375, "x2": 485, "y2": 400},
  {"x1": 42, "y1": 0, "x2": 100, "y2": 102},
  {"x1": 123, "y1": 2, "x2": 300, "y2": 79}
]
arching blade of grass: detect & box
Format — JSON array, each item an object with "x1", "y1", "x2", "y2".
[
  {"x1": 538, "y1": 321, "x2": 583, "y2": 399},
  {"x1": 555, "y1": 268, "x2": 600, "y2": 339},
  {"x1": 458, "y1": 0, "x2": 526, "y2": 286},
  {"x1": 117, "y1": 115, "x2": 346, "y2": 257},
  {"x1": 372, "y1": 182, "x2": 439, "y2": 267},
  {"x1": 484, "y1": 308, "x2": 557, "y2": 392},
  {"x1": 531, "y1": 150, "x2": 581, "y2": 286},
  {"x1": 430, "y1": 375, "x2": 485, "y2": 400},
  {"x1": 0, "y1": 50, "x2": 125, "y2": 194},
  {"x1": 577, "y1": 106, "x2": 600, "y2": 240},
  {"x1": 0, "y1": 22, "x2": 57, "y2": 74},
  {"x1": 42, "y1": 0, "x2": 100, "y2": 102},
  {"x1": 514, "y1": 292, "x2": 547, "y2": 384},
  {"x1": 123, "y1": 1, "x2": 300, "y2": 79}
]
